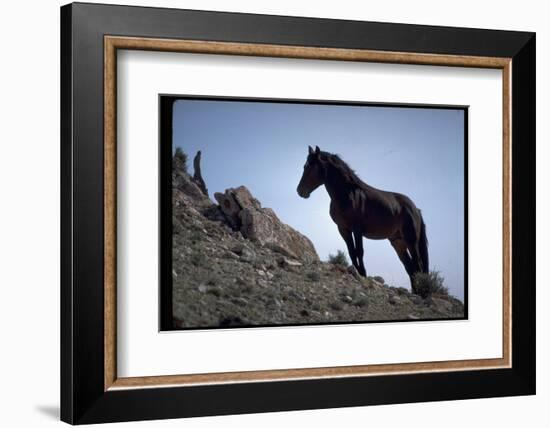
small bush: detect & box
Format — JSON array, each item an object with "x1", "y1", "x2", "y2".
[
  {"x1": 353, "y1": 297, "x2": 369, "y2": 308},
  {"x1": 413, "y1": 271, "x2": 449, "y2": 299},
  {"x1": 173, "y1": 147, "x2": 188, "y2": 172},
  {"x1": 328, "y1": 250, "x2": 349, "y2": 267},
  {"x1": 372, "y1": 275, "x2": 385, "y2": 284},
  {"x1": 306, "y1": 271, "x2": 321, "y2": 282}
]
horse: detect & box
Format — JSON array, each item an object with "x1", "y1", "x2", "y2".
[{"x1": 297, "y1": 145, "x2": 429, "y2": 294}]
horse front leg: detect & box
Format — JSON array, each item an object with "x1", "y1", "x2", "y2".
[
  {"x1": 353, "y1": 230, "x2": 367, "y2": 277},
  {"x1": 338, "y1": 226, "x2": 358, "y2": 272}
]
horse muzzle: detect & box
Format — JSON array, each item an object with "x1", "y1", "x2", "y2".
[{"x1": 297, "y1": 187, "x2": 310, "y2": 199}]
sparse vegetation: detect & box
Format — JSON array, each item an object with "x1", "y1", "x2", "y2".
[
  {"x1": 328, "y1": 250, "x2": 349, "y2": 267},
  {"x1": 413, "y1": 271, "x2": 449, "y2": 299},
  {"x1": 174, "y1": 147, "x2": 188, "y2": 172},
  {"x1": 353, "y1": 297, "x2": 369, "y2": 308},
  {"x1": 306, "y1": 271, "x2": 321, "y2": 282}
]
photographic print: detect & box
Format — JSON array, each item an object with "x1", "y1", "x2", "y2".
[
  {"x1": 62, "y1": 6, "x2": 535, "y2": 421},
  {"x1": 161, "y1": 96, "x2": 467, "y2": 330}
]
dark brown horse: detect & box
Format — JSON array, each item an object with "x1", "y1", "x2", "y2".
[{"x1": 297, "y1": 146, "x2": 429, "y2": 293}]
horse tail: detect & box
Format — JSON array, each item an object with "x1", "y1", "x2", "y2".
[{"x1": 418, "y1": 211, "x2": 429, "y2": 273}]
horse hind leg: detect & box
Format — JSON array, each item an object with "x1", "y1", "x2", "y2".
[
  {"x1": 408, "y1": 242, "x2": 424, "y2": 274},
  {"x1": 402, "y1": 212, "x2": 424, "y2": 278},
  {"x1": 390, "y1": 238, "x2": 417, "y2": 291},
  {"x1": 403, "y1": 239, "x2": 424, "y2": 294}
]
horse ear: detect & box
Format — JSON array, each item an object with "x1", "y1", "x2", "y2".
[
  {"x1": 308, "y1": 145, "x2": 314, "y2": 154},
  {"x1": 315, "y1": 146, "x2": 321, "y2": 154}
]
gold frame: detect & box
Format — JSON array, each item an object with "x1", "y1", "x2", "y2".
[{"x1": 104, "y1": 36, "x2": 512, "y2": 391}]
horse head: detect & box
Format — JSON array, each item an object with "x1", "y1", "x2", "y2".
[{"x1": 297, "y1": 145, "x2": 325, "y2": 198}]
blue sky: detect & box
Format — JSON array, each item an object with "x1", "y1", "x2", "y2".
[{"x1": 173, "y1": 99, "x2": 465, "y2": 300}]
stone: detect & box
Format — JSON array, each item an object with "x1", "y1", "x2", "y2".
[
  {"x1": 267, "y1": 298, "x2": 283, "y2": 309},
  {"x1": 214, "y1": 186, "x2": 319, "y2": 263},
  {"x1": 239, "y1": 248, "x2": 256, "y2": 263},
  {"x1": 409, "y1": 295, "x2": 423, "y2": 305},
  {"x1": 223, "y1": 251, "x2": 239, "y2": 260},
  {"x1": 278, "y1": 257, "x2": 302, "y2": 268},
  {"x1": 429, "y1": 297, "x2": 454, "y2": 313},
  {"x1": 173, "y1": 172, "x2": 210, "y2": 204},
  {"x1": 388, "y1": 295, "x2": 400, "y2": 305},
  {"x1": 330, "y1": 301, "x2": 343, "y2": 311},
  {"x1": 230, "y1": 244, "x2": 245, "y2": 255},
  {"x1": 256, "y1": 278, "x2": 269, "y2": 288},
  {"x1": 341, "y1": 295, "x2": 353, "y2": 304},
  {"x1": 396, "y1": 287, "x2": 409, "y2": 295},
  {"x1": 231, "y1": 297, "x2": 249, "y2": 307}
]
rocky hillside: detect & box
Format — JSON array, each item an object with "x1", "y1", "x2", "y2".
[{"x1": 171, "y1": 151, "x2": 464, "y2": 329}]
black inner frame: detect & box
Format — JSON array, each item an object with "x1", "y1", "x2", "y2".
[
  {"x1": 61, "y1": 2, "x2": 535, "y2": 424},
  {"x1": 159, "y1": 94, "x2": 470, "y2": 331}
]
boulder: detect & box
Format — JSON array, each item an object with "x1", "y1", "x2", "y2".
[
  {"x1": 173, "y1": 174, "x2": 209, "y2": 204},
  {"x1": 214, "y1": 186, "x2": 319, "y2": 263}
]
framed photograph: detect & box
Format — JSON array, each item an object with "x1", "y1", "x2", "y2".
[
  {"x1": 61, "y1": 2, "x2": 535, "y2": 424},
  {"x1": 160, "y1": 95, "x2": 468, "y2": 332}
]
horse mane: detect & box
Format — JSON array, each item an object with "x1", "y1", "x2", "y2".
[{"x1": 320, "y1": 151, "x2": 368, "y2": 190}]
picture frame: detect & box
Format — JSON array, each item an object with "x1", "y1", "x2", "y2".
[{"x1": 60, "y1": 2, "x2": 535, "y2": 424}]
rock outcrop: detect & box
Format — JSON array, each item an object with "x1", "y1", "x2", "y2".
[
  {"x1": 192, "y1": 150, "x2": 208, "y2": 197},
  {"x1": 214, "y1": 186, "x2": 319, "y2": 263}
]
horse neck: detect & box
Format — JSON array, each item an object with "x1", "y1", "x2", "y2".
[{"x1": 323, "y1": 163, "x2": 358, "y2": 205}]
